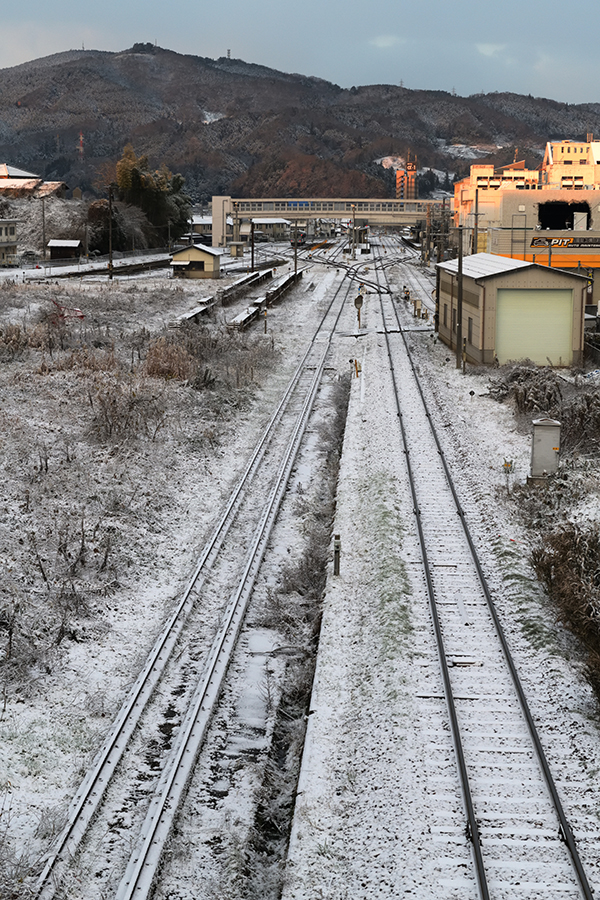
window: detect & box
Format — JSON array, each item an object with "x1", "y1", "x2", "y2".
[
  {"x1": 452, "y1": 308, "x2": 457, "y2": 332},
  {"x1": 468, "y1": 317, "x2": 473, "y2": 345},
  {"x1": 443, "y1": 304, "x2": 448, "y2": 327},
  {"x1": 9, "y1": 227, "x2": 15, "y2": 235}
]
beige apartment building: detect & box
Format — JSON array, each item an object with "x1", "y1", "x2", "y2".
[
  {"x1": 454, "y1": 139, "x2": 600, "y2": 301},
  {"x1": 541, "y1": 137, "x2": 600, "y2": 188}
]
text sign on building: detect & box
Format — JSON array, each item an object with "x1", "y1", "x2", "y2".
[{"x1": 531, "y1": 236, "x2": 600, "y2": 249}]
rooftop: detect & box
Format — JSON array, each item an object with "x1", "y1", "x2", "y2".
[
  {"x1": 438, "y1": 252, "x2": 588, "y2": 280},
  {"x1": 0, "y1": 164, "x2": 40, "y2": 179},
  {"x1": 438, "y1": 252, "x2": 532, "y2": 279}
]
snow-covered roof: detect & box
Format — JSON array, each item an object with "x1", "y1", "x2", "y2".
[
  {"x1": 438, "y1": 253, "x2": 532, "y2": 280},
  {"x1": 0, "y1": 164, "x2": 40, "y2": 179},
  {"x1": 48, "y1": 239, "x2": 81, "y2": 248},
  {"x1": 0, "y1": 178, "x2": 41, "y2": 191},
  {"x1": 192, "y1": 215, "x2": 232, "y2": 225},
  {"x1": 172, "y1": 244, "x2": 222, "y2": 257},
  {"x1": 250, "y1": 218, "x2": 291, "y2": 225},
  {"x1": 0, "y1": 178, "x2": 65, "y2": 197}
]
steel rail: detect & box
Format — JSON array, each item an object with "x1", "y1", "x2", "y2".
[
  {"x1": 35, "y1": 268, "x2": 352, "y2": 900},
  {"x1": 114, "y1": 276, "x2": 350, "y2": 900},
  {"x1": 372, "y1": 248, "x2": 490, "y2": 900},
  {"x1": 388, "y1": 258, "x2": 594, "y2": 900},
  {"x1": 373, "y1": 240, "x2": 592, "y2": 898}
]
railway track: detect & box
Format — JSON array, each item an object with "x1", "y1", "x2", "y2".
[
  {"x1": 35, "y1": 268, "x2": 353, "y2": 900},
  {"x1": 371, "y1": 243, "x2": 595, "y2": 898}
]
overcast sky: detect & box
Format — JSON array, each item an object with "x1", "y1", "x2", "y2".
[{"x1": 2, "y1": 0, "x2": 598, "y2": 105}]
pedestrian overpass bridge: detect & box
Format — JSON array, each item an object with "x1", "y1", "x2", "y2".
[{"x1": 211, "y1": 195, "x2": 451, "y2": 246}]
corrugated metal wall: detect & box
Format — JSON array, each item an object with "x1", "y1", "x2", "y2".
[{"x1": 496, "y1": 289, "x2": 573, "y2": 365}]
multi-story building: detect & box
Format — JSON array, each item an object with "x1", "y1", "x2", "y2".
[
  {"x1": 395, "y1": 155, "x2": 417, "y2": 201},
  {"x1": 541, "y1": 136, "x2": 600, "y2": 189},
  {"x1": 0, "y1": 219, "x2": 17, "y2": 265},
  {"x1": 453, "y1": 140, "x2": 600, "y2": 302}
]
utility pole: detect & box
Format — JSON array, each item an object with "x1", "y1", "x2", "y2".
[
  {"x1": 251, "y1": 220, "x2": 255, "y2": 273},
  {"x1": 233, "y1": 202, "x2": 240, "y2": 242},
  {"x1": 108, "y1": 185, "x2": 114, "y2": 280},
  {"x1": 425, "y1": 204, "x2": 431, "y2": 265},
  {"x1": 294, "y1": 222, "x2": 298, "y2": 277},
  {"x1": 473, "y1": 188, "x2": 479, "y2": 255},
  {"x1": 41, "y1": 197, "x2": 46, "y2": 260},
  {"x1": 351, "y1": 205, "x2": 356, "y2": 260},
  {"x1": 456, "y1": 225, "x2": 463, "y2": 369}
]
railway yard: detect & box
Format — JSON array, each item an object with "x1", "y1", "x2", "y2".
[{"x1": 1, "y1": 237, "x2": 600, "y2": 899}]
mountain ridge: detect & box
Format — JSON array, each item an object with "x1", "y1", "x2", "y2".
[{"x1": 1, "y1": 45, "x2": 600, "y2": 201}]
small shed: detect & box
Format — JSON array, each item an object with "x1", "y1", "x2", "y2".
[
  {"x1": 170, "y1": 244, "x2": 221, "y2": 279},
  {"x1": 48, "y1": 239, "x2": 81, "y2": 260},
  {"x1": 436, "y1": 253, "x2": 587, "y2": 367}
]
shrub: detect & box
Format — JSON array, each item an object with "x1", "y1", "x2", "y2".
[
  {"x1": 90, "y1": 376, "x2": 169, "y2": 441},
  {"x1": 488, "y1": 363, "x2": 563, "y2": 413},
  {"x1": 144, "y1": 337, "x2": 195, "y2": 381},
  {"x1": 531, "y1": 523, "x2": 600, "y2": 696},
  {"x1": 559, "y1": 392, "x2": 600, "y2": 452}
]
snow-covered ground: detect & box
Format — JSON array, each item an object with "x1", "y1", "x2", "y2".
[
  {"x1": 0, "y1": 258, "x2": 326, "y2": 892},
  {"x1": 282, "y1": 261, "x2": 600, "y2": 898},
  {"x1": 2, "y1": 247, "x2": 600, "y2": 898}
]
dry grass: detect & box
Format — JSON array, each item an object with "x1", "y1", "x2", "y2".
[
  {"x1": 241, "y1": 375, "x2": 351, "y2": 900},
  {"x1": 488, "y1": 363, "x2": 600, "y2": 454},
  {"x1": 531, "y1": 523, "x2": 600, "y2": 697},
  {"x1": 38, "y1": 346, "x2": 119, "y2": 374},
  {"x1": 89, "y1": 375, "x2": 169, "y2": 441},
  {"x1": 144, "y1": 337, "x2": 196, "y2": 380}
]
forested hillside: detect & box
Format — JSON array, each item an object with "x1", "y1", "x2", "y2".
[{"x1": 2, "y1": 43, "x2": 600, "y2": 200}]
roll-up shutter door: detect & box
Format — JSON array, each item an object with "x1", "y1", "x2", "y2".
[{"x1": 495, "y1": 288, "x2": 573, "y2": 366}]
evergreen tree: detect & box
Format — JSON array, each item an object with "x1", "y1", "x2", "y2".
[{"x1": 115, "y1": 145, "x2": 191, "y2": 244}]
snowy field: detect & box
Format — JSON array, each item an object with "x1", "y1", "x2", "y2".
[
  {"x1": 0, "y1": 259, "x2": 329, "y2": 893},
  {"x1": 1, "y1": 249, "x2": 600, "y2": 898}
]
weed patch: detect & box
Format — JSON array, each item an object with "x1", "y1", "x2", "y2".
[
  {"x1": 241, "y1": 375, "x2": 350, "y2": 900},
  {"x1": 531, "y1": 523, "x2": 600, "y2": 697}
]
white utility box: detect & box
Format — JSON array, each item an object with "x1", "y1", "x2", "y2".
[{"x1": 530, "y1": 417, "x2": 561, "y2": 478}]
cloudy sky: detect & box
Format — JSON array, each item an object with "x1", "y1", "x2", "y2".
[{"x1": 1, "y1": 0, "x2": 598, "y2": 105}]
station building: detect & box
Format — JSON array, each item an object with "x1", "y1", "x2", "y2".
[
  {"x1": 239, "y1": 217, "x2": 291, "y2": 242},
  {"x1": 170, "y1": 244, "x2": 222, "y2": 279},
  {"x1": 190, "y1": 214, "x2": 233, "y2": 245},
  {"x1": 436, "y1": 253, "x2": 587, "y2": 367}
]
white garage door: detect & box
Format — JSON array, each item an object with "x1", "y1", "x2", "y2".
[{"x1": 496, "y1": 289, "x2": 573, "y2": 366}]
